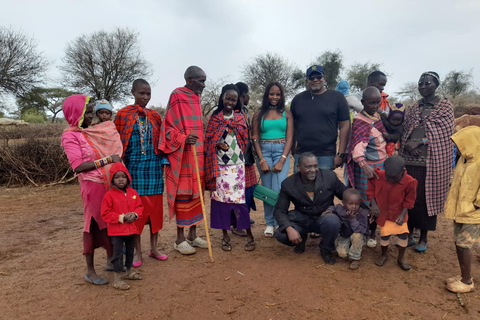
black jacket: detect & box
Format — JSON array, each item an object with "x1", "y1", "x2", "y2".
[{"x1": 274, "y1": 170, "x2": 346, "y2": 232}]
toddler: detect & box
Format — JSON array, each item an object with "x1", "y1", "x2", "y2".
[
  {"x1": 367, "y1": 155, "x2": 417, "y2": 270},
  {"x1": 381, "y1": 103, "x2": 405, "y2": 157},
  {"x1": 101, "y1": 162, "x2": 144, "y2": 290},
  {"x1": 95, "y1": 99, "x2": 113, "y2": 123},
  {"x1": 327, "y1": 188, "x2": 369, "y2": 270}
]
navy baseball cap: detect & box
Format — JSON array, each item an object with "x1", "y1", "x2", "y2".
[{"x1": 306, "y1": 65, "x2": 324, "y2": 78}]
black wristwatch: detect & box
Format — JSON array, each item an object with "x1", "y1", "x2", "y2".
[{"x1": 337, "y1": 152, "x2": 346, "y2": 159}]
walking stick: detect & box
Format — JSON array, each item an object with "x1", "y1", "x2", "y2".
[{"x1": 192, "y1": 144, "x2": 214, "y2": 262}]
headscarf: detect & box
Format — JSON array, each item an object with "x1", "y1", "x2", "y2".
[
  {"x1": 63, "y1": 94, "x2": 90, "y2": 129},
  {"x1": 335, "y1": 80, "x2": 350, "y2": 96},
  {"x1": 389, "y1": 103, "x2": 405, "y2": 121}
]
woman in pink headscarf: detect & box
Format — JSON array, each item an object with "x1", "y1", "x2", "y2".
[{"x1": 61, "y1": 95, "x2": 123, "y2": 285}]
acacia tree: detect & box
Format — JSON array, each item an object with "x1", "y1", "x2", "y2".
[
  {"x1": 242, "y1": 52, "x2": 298, "y2": 99},
  {"x1": 0, "y1": 26, "x2": 48, "y2": 97},
  {"x1": 397, "y1": 82, "x2": 420, "y2": 102},
  {"x1": 17, "y1": 87, "x2": 74, "y2": 122},
  {"x1": 312, "y1": 50, "x2": 343, "y2": 89},
  {"x1": 346, "y1": 61, "x2": 382, "y2": 92},
  {"x1": 441, "y1": 70, "x2": 473, "y2": 99},
  {"x1": 60, "y1": 28, "x2": 152, "y2": 103}
]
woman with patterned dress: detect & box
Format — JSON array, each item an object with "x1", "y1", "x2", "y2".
[{"x1": 205, "y1": 84, "x2": 255, "y2": 252}]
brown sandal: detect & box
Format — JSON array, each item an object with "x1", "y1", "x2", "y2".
[
  {"x1": 245, "y1": 239, "x2": 256, "y2": 252},
  {"x1": 113, "y1": 281, "x2": 130, "y2": 290},
  {"x1": 123, "y1": 272, "x2": 143, "y2": 280}
]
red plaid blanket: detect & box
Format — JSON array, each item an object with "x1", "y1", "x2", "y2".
[
  {"x1": 346, "y1": 113, "x2": 385, "y2": 188},
  {"x1": 400, "y1": 98, "x2": 454, "y2": 216},
  {"x1": 205, "y1": 111, "x2": 248, "y2": 191},
  {"x1": 158, "y1": 86, "x2": 205, "y2": 219}
]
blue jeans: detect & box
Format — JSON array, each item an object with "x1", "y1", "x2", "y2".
[
  {"x1": 274, "y1": 210, "x2": 341, "y2": 252},
  {"x1": 257, "y1": 142, "x2": 290, "y2": 227},
  {"x1": 293, "y1": 154, "x2": 335, "y2": 173}
]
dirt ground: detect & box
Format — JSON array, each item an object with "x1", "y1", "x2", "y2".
[{"x1": 1, "y1": 167, "x2": 480, "y2": 320}]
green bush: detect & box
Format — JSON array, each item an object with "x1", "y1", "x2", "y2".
[{"x1": 21, "y1": 109, "x2": 47, "y2": 124}]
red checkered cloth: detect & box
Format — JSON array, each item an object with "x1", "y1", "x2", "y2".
[
  {"x1": 158, "y1": 86, "x2": 205, "y2": 219},
  {"x1": 205, "y1": 111, "x2": 248, "y2": 191},
  {"x1": 400, "y1": 98, "x2": 454, "y2": 217},
  {"x1": 244, "y1": 165, "x2": 257, "y2": 188},
  {"x1": 114, "y1": 105, "x2": 162, "y2": 156},
  {"x1": 346, "y1": 113, "x2": 386, "y2": 188}
]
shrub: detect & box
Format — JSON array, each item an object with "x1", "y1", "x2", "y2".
[{"x1": 0, "y1": 123, "x2": 73, "y2": 186}]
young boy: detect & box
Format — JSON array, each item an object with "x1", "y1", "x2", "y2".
[
  {"x1": 101, "y1": 162, "x2": 144, "y2": 290},
  {"x1": 367, "y1": 155, "x2": 417, "y2": 271},
  {"x1": 444, "y1": 126, "x2": 480, "y2": 293},
  {"x1": 95, "y1": 99, "x2": 113, "y2": 122},
  {"x1": 367, "y1": 71, "x2": 391, "y2": 115},
  {"x1": 327, "y1": 188, "x2": 369, "y2": 270}
]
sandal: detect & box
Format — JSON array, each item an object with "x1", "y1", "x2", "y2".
[
  {"x1": 113, "y1": 281, "x2": 130, "y2": 290},
  {"x1": 375, "y1": 256, "x2": 387, "y2": 267},
  {"x1": 397, "y1": 260, "x2": 411, "y2": 271},
  {"x1": 264, "y1": 226, "x2": 274, "y2": 238},
  {"x1": 349, "y1": 260, "x2": 360, "y2": 270},
  {"x1": 309, "y1": 232, "x2": 321, "y2": 239},
  {"x1": 231, "y1": 227, "x2": 248, "y2": 237},
  {"x1": 245, "y1": 239, "x2": 256, "y2": 252},
  {"x1": 123, "y1": 272, "x2": 143, "y2": 280},
  {"x1": 221, "y1": 238, "x2": 232, "y2": 251}
]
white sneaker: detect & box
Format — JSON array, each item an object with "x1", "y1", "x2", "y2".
[
  {"x1": 367, "y1": 238, "x2": 377, "y2": 248},
  {"x1": 264, "y1": 226, "x2": 275, "y2": 238}
]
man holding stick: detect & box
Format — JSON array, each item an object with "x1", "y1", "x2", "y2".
[{"x1": 159, "y1": 66, "x2": 208, "y2": 255}]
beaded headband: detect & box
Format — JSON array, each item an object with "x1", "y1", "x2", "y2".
[{"x1": 421, "y1": 72, "x2": 440, "y2": 84}]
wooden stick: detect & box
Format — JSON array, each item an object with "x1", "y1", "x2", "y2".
[{"x1": 192, "y1": 144, "x2": 214, "y2": 262}]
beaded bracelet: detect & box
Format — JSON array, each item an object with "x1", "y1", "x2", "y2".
[
  {"x1": 259, "y1": 158, "x2": 266, "y2": 164},
  {"x1": 94, "y1": 156, "x2": 113, "y2": 169}
]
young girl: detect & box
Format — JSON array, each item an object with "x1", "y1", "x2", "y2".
[
  {"x1": 252, "y1": 82, "x2": 294, "y2": 237},
  {"x1": 101, "y1": 162, "x2": 144, "y2": 290},
  {"x1": 61, "y1": 94, "x2": 123, "y2": 285},
  {"x1": 115, "y1": 79, "x2": 167, "y2": 267},
  {"x1": 205, "y1": 84, "x2": 255, "y2": 251},
  {"x1": 346, "y1": 87, "x2": 387, "y2": 248},
  {"x1": 381, "y1": 103, "x2": 405, "y2": 157},
  {"x1": 367, "y1": 156, "x2": 417, "y2": 270}
]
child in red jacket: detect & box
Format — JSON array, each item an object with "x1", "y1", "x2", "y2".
[
  {"x1": 101, "y1": 162, "x2": 144, "y2": 290},
  {"x1": 367, "y1": 155, "x2": 417, "y2": 271}
]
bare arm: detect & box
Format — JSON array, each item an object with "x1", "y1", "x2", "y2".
[{"x1": 334, "y1": 120, "x2": 351, "y2": 168}]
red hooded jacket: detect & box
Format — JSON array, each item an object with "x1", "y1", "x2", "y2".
[{"x1": 101, "y1": 162, "x2": 144, "y2": 236}]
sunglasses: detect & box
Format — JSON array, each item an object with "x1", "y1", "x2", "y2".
[{"x1": 308, "y1": 75, "x2": 324, "y2": 81}]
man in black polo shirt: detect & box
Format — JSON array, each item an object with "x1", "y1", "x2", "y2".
[
  {"x1": 274, "y1": 152, "x2": 346, "y2": 264},
  {"x1": 291, "y1": 65, "x2": 350, "y2": 171}
]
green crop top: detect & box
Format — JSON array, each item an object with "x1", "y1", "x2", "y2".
[{"x1": 260, "y1": 111, "x2": 287, "y2": 139}]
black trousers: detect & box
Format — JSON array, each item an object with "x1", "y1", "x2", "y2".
[{"x1": 111, "y1": 235, "x2": 134, "y2": 273}]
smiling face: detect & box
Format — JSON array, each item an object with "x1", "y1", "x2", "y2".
[
  {"x1": 362, "y1": 89, "x2": 381, "y2": 116},
  {"x1": 418, "y1": 74, "x2": 438, "y2": 99},
  {"x1": 113, "y1": 171, "x2": 128, "y2": 190},
  {"x1": 222, "y1": 90, "x2": 238, "y2": 115},
  {"x1": 297, "y1": 156, "x2": 319, "y2": 182},
  {"x1": 343, "y1": 194, "x2": 361, "y2": 213},
  {"x1": 132, "y1": 83, "x2": 151, "y2": 107},
  {"x1": 268, "y1": 85, "x2": 281, "y2": 106},
  {"x1": 81, "y1": 104, "x2": 94, "y2": 128},
  {"x1": 306, "y1": 72, "x2": 326, "y2": 94}
]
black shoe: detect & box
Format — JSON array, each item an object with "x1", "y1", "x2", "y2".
[
  {"x1": 320, "y1": 250, "x2": 336, "y2": 265},
  {"x1": 294, "y1": 237, "x2": 307, "y2": 254},
  {"x1": 250, "y1": 219, "x2": 255, "y2": 225}
]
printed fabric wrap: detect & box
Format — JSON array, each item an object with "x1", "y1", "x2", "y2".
[
  {"x1": 346, "y1": 113, "x2": 386, "y2": 189},
  {"x1": 205, "y1": 111, "x2": 248, "y2": 191},
  {"x1": 400, "y1": 98, "x2": 454, "y2": 217}
]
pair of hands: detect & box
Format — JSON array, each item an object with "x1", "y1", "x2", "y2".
[
  {"x1": 404, "y1": 140, "x2": 423, "y2": 157},
  {"x1": 260, "y1": 160, "x2": 284, "y2": 173},
  {"x1": 123, "y1": 212, "x2": 137, "y2": 223}
]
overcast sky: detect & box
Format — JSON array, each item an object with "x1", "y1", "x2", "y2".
[{"x1": 3, "y1": 0, "x2": 480, "y2": 111}]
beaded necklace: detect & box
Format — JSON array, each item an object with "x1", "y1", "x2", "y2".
[
  {"x1": 361, "y1": 110, "x2": 380, "y2": 122},
  {"x1": 137, "y1": 116, "x2": 150, "y2": 155}
]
